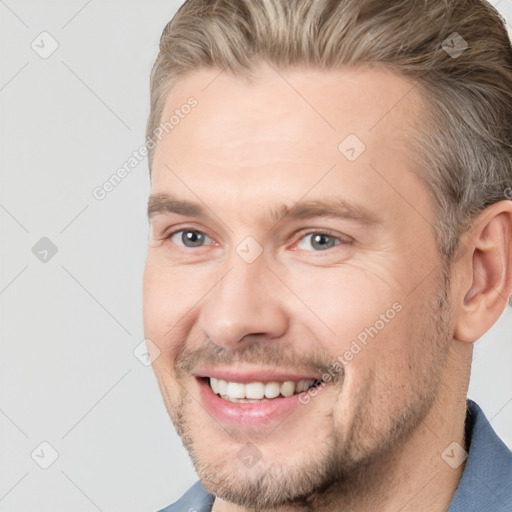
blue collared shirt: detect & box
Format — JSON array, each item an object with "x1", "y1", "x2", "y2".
[{"x1": 157, "y1": 400, "x2": 512, "y2": 512}]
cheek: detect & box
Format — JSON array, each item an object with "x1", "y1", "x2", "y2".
[
  {"x1": 143, "y1": 262, "x2": 169, "y2": 334},
  {"x1": 287, "y1": 262, "x2": 405, "y2": 345},
  {"x1": 142, "y1": 256, "x2": 209, "y2": 358},
  {"x1": 143, "y1": 259, "x2": 182, "y2": 353},
  {"x1": 335, "y1": 296, "x2": 438, "y2": 424}
]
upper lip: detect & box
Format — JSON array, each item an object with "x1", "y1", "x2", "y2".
[{"x1": 192, "y1": 367, "x2": 322, "y2": 384}]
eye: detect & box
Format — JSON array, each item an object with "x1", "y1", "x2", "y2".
[
  {"x1": 168, "y1": 229, "x2": 213, "y2": 248},
  {"x1": 296, "y1": 231, "x2": 347, "y2": 251}
]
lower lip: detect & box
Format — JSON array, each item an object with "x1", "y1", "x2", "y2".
[{"x1": 196, "y1": 378, "x2": 307, "y2": 428}]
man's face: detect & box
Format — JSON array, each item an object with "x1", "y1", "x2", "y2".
[{"x1": 143, "y1": 65, "x2": 454, "y2": 508}]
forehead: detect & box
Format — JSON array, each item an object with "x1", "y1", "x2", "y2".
[
  {"x1": 153, "y1": 64, "x2": 421, "y2": 164},
  {"x1": 150, "y1": 64, "x2": 431, "y2": 229}
]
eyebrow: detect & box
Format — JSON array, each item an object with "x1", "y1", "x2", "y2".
[{"x1": 147, "y1": 192, "x2": 381, "y2": 227}]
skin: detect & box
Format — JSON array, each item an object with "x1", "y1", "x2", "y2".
[{"x1": 142, "y1": 64, "x2": 512, "y2": 512}]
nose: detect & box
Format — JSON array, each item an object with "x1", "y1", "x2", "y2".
[{"x1": 197, "y1": 253, "x2": 289, "y2": 349}]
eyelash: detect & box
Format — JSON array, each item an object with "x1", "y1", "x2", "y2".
[
  {"x1": 294, "y1": 230, "x2": 348, "y2": 251},
  {"x1": 162, "y1": 227, "x2": 351, "y2": 252}
]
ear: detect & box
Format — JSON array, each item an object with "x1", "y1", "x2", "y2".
[{"x1": 454, "y1": 200, "x2": 512, "y2": 343}]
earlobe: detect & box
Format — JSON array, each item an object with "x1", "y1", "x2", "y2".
[{"x1": 453, "y1": 202, "x2": 512, "y2": 344}]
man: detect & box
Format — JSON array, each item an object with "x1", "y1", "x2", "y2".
[{"x1": 142, "y1": 0, "x2": 512, "y2": 510}]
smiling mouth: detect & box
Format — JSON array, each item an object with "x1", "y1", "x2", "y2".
[{"x1": 203, "y1": 376, "x2": 324, "y2": 403}]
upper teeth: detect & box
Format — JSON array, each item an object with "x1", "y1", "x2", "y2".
[{"x1": 209, "y1": 377, "x2": 317, "y2": 401}]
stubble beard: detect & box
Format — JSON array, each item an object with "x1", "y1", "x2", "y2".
[{"x1": 164, "y1": 268, "x2": 453, "y2": 511}]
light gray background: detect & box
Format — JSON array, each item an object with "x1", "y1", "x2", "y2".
[{"x1": 1, "y1": 1, "x2": 511, "y2": 511}]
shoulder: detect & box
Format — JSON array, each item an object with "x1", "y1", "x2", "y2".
[
  {"x1": 448, "y1": 399, "x2": 512, "y2": 512},
  {"x1": 156, "y1": 480, "x2": 215, "y2": 512}
]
